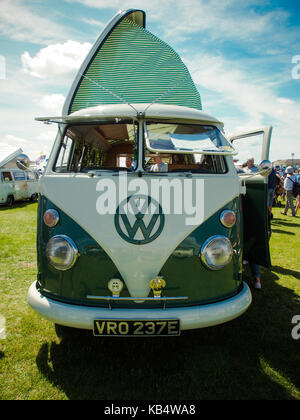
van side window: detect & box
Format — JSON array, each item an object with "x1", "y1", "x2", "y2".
[
  {"x1": 54, "y1": 122, "x2": 138, "y2": 173},
  {"x1": 1, "y1": 172, "x2": 13, "y2": 182},
  {"x1": 55, "y1": 136, "x2": 73, "y2": 173},
  {"x1": 13, "y1": 171, "x2": 26, "y2": 181}
]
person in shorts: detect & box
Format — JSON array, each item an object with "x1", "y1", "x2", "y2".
[{"x1": 281, "y1": 166, "x2": 296, "y2": 217}]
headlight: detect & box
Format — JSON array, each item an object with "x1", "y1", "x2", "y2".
[
  {"x1": 46, "y1": 235, "x2": 79, "y2": 271},
  {"x1": 200, "y1": 236, "x2": 233, "y2": 270}
]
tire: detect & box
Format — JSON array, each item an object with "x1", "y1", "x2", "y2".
[
  {"x1": 30, "y1": 193, "x2": 38, "y2": 203},
  {"x1": 6, "y1": 195, "x2": 14, "y2": 207}
]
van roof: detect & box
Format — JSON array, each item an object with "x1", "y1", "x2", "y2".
[
  {"x1": 0, "y1": 146, "x2": 23, "y2": 169},
  {"x1": 36, "y1": 103, "x2": 224, "y2": 128}
]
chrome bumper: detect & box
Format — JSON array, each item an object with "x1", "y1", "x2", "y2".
[{"x1": 27, "y1": 281, "x2": 252, "y2": 331}]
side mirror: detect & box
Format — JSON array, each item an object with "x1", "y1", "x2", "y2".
[
  {"x1": 16, "y1": 154, "x2": 30, "y2": 170},
  {"x1": 258, "y1": 160, "x2": 272, "y2": 177}
]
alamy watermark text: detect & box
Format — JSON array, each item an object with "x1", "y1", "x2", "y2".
[{"x1": 292, "y1": 55, "x2": 300, "y2": 80}]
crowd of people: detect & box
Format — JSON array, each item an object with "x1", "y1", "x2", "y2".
[
  {"x1": 280, "y1": 167, "x2": 300, "y2": 217},
  {"x1": 267, "y1": 164, "x2": 300, "y2": 218},
  {"x1": 237, "y1": 158, "x2": 300, "y2": 218}
]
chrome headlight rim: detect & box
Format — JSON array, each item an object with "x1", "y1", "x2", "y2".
[
  {"x1": 46, "y1": 235, "x2": 79, "y2": 271},
  {"x1": 200, "y1": 235, "x2": 233, "y2": 271}
]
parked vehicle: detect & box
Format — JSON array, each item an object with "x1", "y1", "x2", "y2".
[
  {"x1": 28, "y1": 9, "x2": 272, "y2": 337},
  {"x1": 0, "y1": 168, "x2": 39, "y2": 207}
]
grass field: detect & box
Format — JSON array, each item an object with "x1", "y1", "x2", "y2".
[{"x1": 0, "y1": 202, "x2": 299, "y2": 400}]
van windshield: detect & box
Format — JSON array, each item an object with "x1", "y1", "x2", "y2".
[
  {"x1": 144, "y1": 123, "x2": 228, "y2": 174},
  {"x1": 54, "y1": 121, "x2": 138, "y2": 173}
]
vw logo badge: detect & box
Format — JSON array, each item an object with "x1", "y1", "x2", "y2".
[{"x1": 115, "y1": 195, "x2": 165, "y2": 245}]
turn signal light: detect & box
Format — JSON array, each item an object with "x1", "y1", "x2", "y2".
[
  {"x1": 44, "y1": 209, "x2": 60, "y2": 228},
  {"x1": 220, "y1": 210, "x2": 236, "y2": 228}
]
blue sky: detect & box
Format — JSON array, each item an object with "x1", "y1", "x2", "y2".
[{"x1": 0, "y1": 0, "x2": 299, "y2": 161}]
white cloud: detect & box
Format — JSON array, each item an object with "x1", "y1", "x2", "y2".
[
  {"x1": 185, "y1": 54, "x2": 300, "y2": 161},
  {"x1": 0, "y1": 0, "x2": 71, "y2": 44},
  {"x1": 35, "y1": 94, "x2": 66, "y2": 115},
  {"x1": 82, "y1": 17, "x2": 106, "y2": 28},
  {"x1": 1, "y1": 136, "x2": 29, "y2": 151},
  {"x1": 1, "y1": 130, "x2": 57, "y2": 161},
  {"x1": 0, "y1": 66, "x2": 60, "y2": 160},
  {"x1": 34, "y1": 130, "x2": 58, "y2": 156},
  {"x1": 188, "y1": 54, "x2": 300, "y2": 123},
  {"x1": 21, "y1": 40, "x2": 92, "y2": 79},
  {"x1": 277, "y1": 98, "x2": 296, "y2": 105},
  {"x1": 66, "y1": 0, "x2": 292, "y2": 46}
]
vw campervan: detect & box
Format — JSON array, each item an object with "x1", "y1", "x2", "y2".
[
  {"x1": 28, "y1": 9, "x2": 272, "y2": 337},
  {"x1": 0, "y1": 153, "x2": 39, "y2": 207}
]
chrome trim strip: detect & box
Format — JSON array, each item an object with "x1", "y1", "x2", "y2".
[{"x1": 86, "y1": 295, "x2": 189, "y2": 301}]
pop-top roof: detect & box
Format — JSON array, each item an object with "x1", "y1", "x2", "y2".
[
  {"x1": 0, "y1": 145, "x2": 23, "y2": 169},
  {"x1": 62, "y1": 9, "x2": 202, "y2": 116}
]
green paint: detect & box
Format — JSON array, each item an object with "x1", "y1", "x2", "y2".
[
  {"x1": 160, "y1": 197, "x2": 242, "y2": 306},
  {"x1": 242, "y1": 178, "x2": 271, "y2": 267},
  {"x1": 38, "y1": 196, "x2": 242, "y2": 309},
  {"x1": 114, "y1": 195, "x2": 165, "y2": 245}
]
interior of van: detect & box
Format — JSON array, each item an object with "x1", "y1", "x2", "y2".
[{"x1": 54, "y1": 122, "x2": 228, "y2": 174}]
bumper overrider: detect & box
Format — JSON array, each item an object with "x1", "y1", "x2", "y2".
[{"x1": 28, "y1": 281, "x2": 252, "y2": 331}]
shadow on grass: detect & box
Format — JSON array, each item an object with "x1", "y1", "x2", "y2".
[
  {"x1": 272, "y1": 219, "x2": 299, "y2": 229},
  {"x1": 271, "y1": 266, "x2": 300, "y2": 281},
  {"x1": 0, "y1": 351, "x2": 5, "y2": 360},
  {"x1": 35, "y1": 268, "x2": 300, "y2": 400},
  {"x1": 0, "y1": 201, "x2": 37, "y2": 212},
  {"x1": 271, "y1": 229, "x2": 295, "y2": 236}
]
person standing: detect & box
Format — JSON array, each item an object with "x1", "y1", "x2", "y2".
[
  {"x1": 250, "y1": 263, "x2": 262, "y2": 290},
  {"x1": 281, "y1": 166, "x2": 296, "y2": 217}
]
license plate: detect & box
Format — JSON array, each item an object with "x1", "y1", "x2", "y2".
[{"x1": 93, "y1": 319, "x2": 180, "y2": 337}]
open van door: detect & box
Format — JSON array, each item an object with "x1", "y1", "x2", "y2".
[{"x1": 228, "y1": 127, "x2": 272, "y2": 268}]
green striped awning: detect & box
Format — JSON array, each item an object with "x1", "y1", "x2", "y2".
[{"x1": 70, "y1": 15, "x2": 202, "y2": 113}]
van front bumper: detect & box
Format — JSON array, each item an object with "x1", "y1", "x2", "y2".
[{"x1": 27, "y1": 281, "x2": 252, "y2": 331}]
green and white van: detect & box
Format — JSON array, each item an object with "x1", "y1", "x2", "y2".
[{"x1": 28, "y1": 9, "x2": 272, "y2": 337}]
